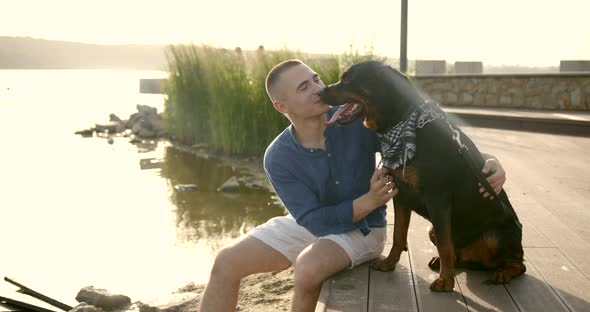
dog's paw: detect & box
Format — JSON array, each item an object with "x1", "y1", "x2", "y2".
[
  {"x1": 370, "y1": 257, "x2": 398, "y2": 272},
  {"x1": 490, "y1": 263, "x2": 526, "y2": 284},
  {"x1": 427, "y1": 256, "x2": 440, "y2": 270},
  {"x1": 429, "y1": 276, "x2": 454, "y2": 292},
  {"x1": 491, "y1": 269, "x2": 517, "y2": 284}
]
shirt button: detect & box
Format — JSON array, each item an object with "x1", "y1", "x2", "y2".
[
  {"x1": 327, "y1": 153, "x2": 332, "y2": 157},
  {"x1": 309, "y1": 149, "x2": 314, "y2": 152},
  {"x1": 335, "y1": 181, "x2": 340, "y2": 185}
]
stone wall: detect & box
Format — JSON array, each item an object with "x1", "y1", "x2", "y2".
[{"x1": 411, "y1": 73, "x2": 590, "y2": 110}]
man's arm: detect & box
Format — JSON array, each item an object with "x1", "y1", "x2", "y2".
[
  {"x1": 265, "y1": 161, "x2": 396, "y2": 236},
  {"x1": 480, "y1": 153, "x2": 507, "y2": 199}
]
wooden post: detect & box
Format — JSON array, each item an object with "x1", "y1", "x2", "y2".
[
  {"x1": 4, "y1": 277, "x2": 72, "y2": 312},
  {"x1": 400, "y1": 0, "x2": 408, "y2": 73}
]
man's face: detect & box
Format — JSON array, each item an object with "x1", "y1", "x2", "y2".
[{"x1": 276, "y1": 64, "x2": 329, "y2": 120}]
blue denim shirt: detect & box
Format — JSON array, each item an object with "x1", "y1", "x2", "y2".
[{"x1": 263, "y1": 108, "x2": 387, "y2": 236}]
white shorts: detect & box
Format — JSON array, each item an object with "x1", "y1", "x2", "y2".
[{"x1": 248, "y1": 215, "x2": 386, "y2": 267}]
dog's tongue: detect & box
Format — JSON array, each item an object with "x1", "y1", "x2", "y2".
[{"x1": 325, "y1": 103, "x2": 351, "y2": 126}]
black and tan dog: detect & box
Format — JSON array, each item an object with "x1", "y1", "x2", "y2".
[{"x1": 319, "y1": 61, "x2": 526, "y2": 292}]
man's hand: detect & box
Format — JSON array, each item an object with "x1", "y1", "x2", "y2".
[
  {"x1": 368, "y1": 168, "x2": 398, "y2": 206},
  {"x1": 352, "y1": 168, "x2": 398, "y2": 223},
  {"x1": 479, "y1": 156, "x2": 506, "y2": 200}
]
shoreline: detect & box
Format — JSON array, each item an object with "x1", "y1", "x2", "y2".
[{"x1": 165, "y1": 140, "x2": 294, "y2": 312}]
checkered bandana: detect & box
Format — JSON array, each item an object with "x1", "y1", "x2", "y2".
[{"x1": 377, "y1": 99, "x2": 447, "y2": 172}]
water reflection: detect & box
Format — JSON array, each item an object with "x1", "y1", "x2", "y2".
[{"x1": 158, "y1": 146, "x2": 285, "y2": 251}]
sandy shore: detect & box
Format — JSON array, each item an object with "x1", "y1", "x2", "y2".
[{"x1": 169, "y1": 268, "x2": 294, "y2": 312}]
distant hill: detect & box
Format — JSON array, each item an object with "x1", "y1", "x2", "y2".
[
  {"x1": 0, "y1": 37, "x2": 167, "y2": 69},
  {"x1": 0, "y1": 37, "x2": 559, "y2": 73}
]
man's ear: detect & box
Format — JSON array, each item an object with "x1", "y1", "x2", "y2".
[{"x1": 273, "y1": 100, "x2": 287, "y2": 114}]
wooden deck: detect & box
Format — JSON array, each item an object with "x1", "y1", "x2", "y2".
[{"x1": 317, "y1": 127, "x2": 590, "y2": 312}]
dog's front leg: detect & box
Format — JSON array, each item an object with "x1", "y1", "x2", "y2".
[
  {"x1": 371, "y1": 197, "x2": 411, "y2": 271},
  {"x1": 425, "y1": 192, "x2": 456, "y2": 292}
]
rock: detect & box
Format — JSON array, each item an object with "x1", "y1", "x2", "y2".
[
  {"x1": 174, "y1": 184, "x2": 199, "y2": 192},
  {"x1": 138, "y1": 292, "x2": 198, "y2": 312},
  {"x1": 217, "y1": 176, "x2": 240, "y2": 193},
  {"x1": 136, "y1": 105, "x2": 158, "y2": 115},
  {"x1": 109, "y1": 114, "x2": 122, "y2": 123},
  {"x1": 244, "y1": 182, "x2": 264, "y2": 190},
  {"x1": 75, "y1": 128, "x2": 95, "y2": 137},
  {"x1": 138, "y1": 128, "x2": 156, "y2": 139},
  {"x1": 127, "y1": 113, "x2": 141, "y2": 129},
  {"x1": 95, "y1": 122, "x2": 122, "y2": 134},
  {"x1": 69, "y1": 303, "x2": 106, "y2": 312},
  {"x1": 131, "y1": 122, "x2": 143, "y2": 135},
  {"x1": 75, "y1": 286, "x2": 131, "y2": 311},
  {"x1": 139, "y1": 158, "x2": 163, "y2": 170}
]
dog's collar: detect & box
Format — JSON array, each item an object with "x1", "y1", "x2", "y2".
[{"x1": 377, "y1": 99, "x2": 447, "y2": 173}]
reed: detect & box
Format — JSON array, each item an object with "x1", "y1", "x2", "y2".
[{"x1": 163, "y1": 44, "x2": 385, "y2": 155}]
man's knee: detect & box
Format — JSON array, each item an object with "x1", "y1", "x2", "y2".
[
  {"x1": 210, "y1": 246, "x2": 244, "y2": 280},
  {"x1": 293, "y1": 257, "x2": 325, "y2": 292},
  {"x1": 293, "y1": 239, "x2": 352, "y2": 292}
]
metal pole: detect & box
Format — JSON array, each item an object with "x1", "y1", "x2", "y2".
[{"x1": 400, "y1": 0, "x2": 408, "y2": 73}]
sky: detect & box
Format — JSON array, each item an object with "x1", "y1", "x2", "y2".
[{"x1": 1, "y1": 0, "x2": 589, "y2": 67}]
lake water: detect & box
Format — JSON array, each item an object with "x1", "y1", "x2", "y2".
[{"x1": 0, "y1": 70, "x2": 284, "y2": 304}]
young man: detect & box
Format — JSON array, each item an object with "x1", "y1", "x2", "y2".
[{"x1": 199, "y1": 59, "x2": 507, "y2": 312}]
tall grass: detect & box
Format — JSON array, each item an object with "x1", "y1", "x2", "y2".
[{"x1": 163, "y1": 44, "x2": 385, "y2": 156}]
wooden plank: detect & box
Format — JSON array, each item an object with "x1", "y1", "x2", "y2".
[
  {"x1": 368, "y1": 241, "x2": 418, "y2": 312},
  {"x1": 406, "y1": 213, "x2": 468, "y2": 312},
  {"x1": 4, "y1": 277, "x2": 73, "y2": 312},
  {"x1": 0, "y1": 303, "x2": 22, "y2": 312},
  {"x1": 315, "y1": 278, "x2": 332, "y2": 312},
  {"x1": 509, "y1": 187, "x2": 590, "y2": 280},
  {"x1": 524, "y1": 247, "x2": 590, "y2": 312},
  {"x1": 316, "y1": 203, "x2": 393, "y2": 312},
  {"x1": 517, "y1": 212, "x2": 553, "y2": 248},
  {"x1": 453, "y1": 269, "x2": 519, "y2": 312},
  {"x1": 504, "y1": 250, "x2": 570, "y2": 312},
  {"x1": 0, "y1": 296, "x2": 55, "y2": 312},
  {"x1": 324, "y1": 263, "x2": 369, "y2": 312}
]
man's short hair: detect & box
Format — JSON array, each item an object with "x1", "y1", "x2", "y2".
[{"x1": 265, "y1": 59, "x2": 304, "y2": 102}]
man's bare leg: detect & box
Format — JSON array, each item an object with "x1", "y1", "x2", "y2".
[
  {"x1": 291, "y1": 239, "x2": 351, "y2": 312},
  {"x1": 199, "y1": 235, "x2": 291, "y2": 312}
]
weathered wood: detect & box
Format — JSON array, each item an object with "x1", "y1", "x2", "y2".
[
  {"x1": 367, "y1": 205, "x2": 418, "y2": 311},
  {"x1": 524, "y1": 247, "x2": 590, "y2": 311},
  {"x1": 0, "y1": 303, "x2": 21, "y2": 312},
  {"x1": 4, "y1": 277, "x2": 72, "y2": 311},
  {"x1": 506, "y1": 170, "x2": 590, "y2": 279},
  {"x1": 315, "y1": 278, "x2": 332, "y2": 312},
  {"x1": 368, "y1": 242, "x2": 418, "y2": 312},
  {"x1": 453, "y1": 269, "x2": 519, "y2": 312},
  {"x1": 406, "y1": 214, "x2": 468, "y2": 311},
  {"x1": 517, "y1": 213, "x2": 553, "y2": 248},
  {"x1": 504, "y1": 251, "x2": 570, "y2": 312},
  {"x1": 0, "y1": 296, "x2": 55, "y2": 312},
  {"x1": 325, "y1": 264, "x2": 369, "y2": 312}
]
